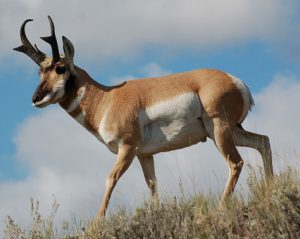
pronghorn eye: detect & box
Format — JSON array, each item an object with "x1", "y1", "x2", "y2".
[{"x1": 55, "y1": 66, "x2": 66, "y2": 75}]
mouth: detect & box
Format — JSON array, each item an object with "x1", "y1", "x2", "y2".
[
  {"x1": 33, "y1": 101, "x2": 50, "y2": 108},
  {"x1": 32, "y1": 94, "x2": 52, "y2": 108}
]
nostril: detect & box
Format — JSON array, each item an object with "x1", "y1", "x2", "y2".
[{"x1": 32, "y1": 94, "x2": 41, "y2": 104}]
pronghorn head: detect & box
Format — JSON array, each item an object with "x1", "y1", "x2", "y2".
[{"x1": 14, "y1": 16, "x2": 75, "y2": 108}]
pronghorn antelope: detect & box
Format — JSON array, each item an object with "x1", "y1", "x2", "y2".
[{"x1": 15, "y1": 16, "x2": 273, "y2": 218}]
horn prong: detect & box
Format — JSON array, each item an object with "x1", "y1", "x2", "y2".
[
  {"x1": 34, "y1": 44, "x2": 46, "y2": 57},
  {"x1": 41, "y1": 15, "x2": 60, "y2": 62}
]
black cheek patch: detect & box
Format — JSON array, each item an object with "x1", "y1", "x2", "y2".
[{"x1": 64, "y1": 74, "x2": 75, "y2": 96}]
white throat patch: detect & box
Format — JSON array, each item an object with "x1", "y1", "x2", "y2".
[{"x1": 66, "y1": 86, "x2": 86, "y2": 113}]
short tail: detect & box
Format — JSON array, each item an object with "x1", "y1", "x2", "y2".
[
  {"x1": 227, "y1": 73, "x2": 254, "y2": 123},
  {"x1": 244, "y1": 83, "x2": 255, "y2": 111}
]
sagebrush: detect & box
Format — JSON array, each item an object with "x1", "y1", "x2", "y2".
[{"x1": 5, "y1": 167, "x2": 300, "y2": 239}]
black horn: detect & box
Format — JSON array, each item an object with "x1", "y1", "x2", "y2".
[
  {"x1": 14, "y1": 19, "x2": 46, "y2": 65},
  {"x1": 41, "y1": 16, "x2": 60, "y2": 63}
]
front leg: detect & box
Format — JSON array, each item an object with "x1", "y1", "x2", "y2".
[{"x1": 97, "y1": 144, "x2": 136, "y2": 219}]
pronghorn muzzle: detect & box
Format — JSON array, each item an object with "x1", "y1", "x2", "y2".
[{"x1": 31, "y1": 81, "x2": 51, "y2": 107}]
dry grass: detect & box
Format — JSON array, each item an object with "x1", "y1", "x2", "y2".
[{"x1": 4, "y1": 167, "x2": 300, "y2": 239}]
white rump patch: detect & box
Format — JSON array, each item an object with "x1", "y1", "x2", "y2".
[{"x1": 227, "y1": 73, "x2": 254, "y2": 123}]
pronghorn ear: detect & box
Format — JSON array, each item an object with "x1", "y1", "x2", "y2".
[{"x1": 62, "y1": 36, "x2": 75, "y2": 75}]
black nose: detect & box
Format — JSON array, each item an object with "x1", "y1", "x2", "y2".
[
  {"x1": 32, "y1": 81, "x2": 47, "y2": 104},
  {"x1": 32, "y1": 92, "x2": 42, "y2": 104}
]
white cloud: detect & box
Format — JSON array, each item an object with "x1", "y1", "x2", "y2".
[
  {"x1": 3, "y1": 0, "x2": 300, "y2": 62},
  {"x1": 141, "y1": 63, "x2": 171, "y2": 77},
  {"x1": 111, "y1": 63, "x2": 171, "y2": 83}
]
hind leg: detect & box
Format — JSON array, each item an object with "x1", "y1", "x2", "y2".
[
  {"x1": 205, "y1": 117, "x2": 244, "y2": 205},
  {"x1": 138, "y1": 155, "x2": 158, "y2": 199},
  {"x1": 234, "y1": 127, "x2": 273, "y2": 179}
]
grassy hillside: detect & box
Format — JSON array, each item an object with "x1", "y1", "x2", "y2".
[{"x1": 4, "y1": 167, "x2": 300, "y2": 238}]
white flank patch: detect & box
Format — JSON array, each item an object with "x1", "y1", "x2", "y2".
[
  {"x1": 140, "y1": 92, "x2": 201, "y2": 123},
  {"x1": 227, "y1": 73, "x2": 254, "y2": 123},
  {"x1": 138, "y1": 92, "x2": 207, "y2": 154}
]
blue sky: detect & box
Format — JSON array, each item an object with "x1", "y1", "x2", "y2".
[
  {"x1": 0, "y1": 41, "x2": 290, "y2": 180},
  {"x1": 1, "y1": 0, "x2": 300, "y2": 234}
]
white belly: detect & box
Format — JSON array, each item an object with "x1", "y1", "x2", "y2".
[{"x1": 138, "y1": 92, "x2": 207, "y2": 155}]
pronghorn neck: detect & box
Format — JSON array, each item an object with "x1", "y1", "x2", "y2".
[{"x1": 59, "y1": 66, "x2": 108, "y2": 133}]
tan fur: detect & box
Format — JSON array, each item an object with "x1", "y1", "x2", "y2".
[
  {"x1": 86, "y1": 69, "x2": 244, "y2": 145},
  {"x1": 36, "y1": 64, "x2": 272, "y2": 219},
  {"x1": 16, "y1": 17, "x2": 273, "y2": 222}
]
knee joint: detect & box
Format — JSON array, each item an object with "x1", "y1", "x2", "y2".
[
  {"x1": 260, "y1": 135, "x2": 271, "y2": 151},
  {"x1": 105, "y1": 176, "x2": 116, "y2": 189},
  {"x1": 149, "y1": 179, "x2": 156, "y2": 186},
  {"x1": 230, "y1": 160, "x2": 244, "y2": 175}
]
